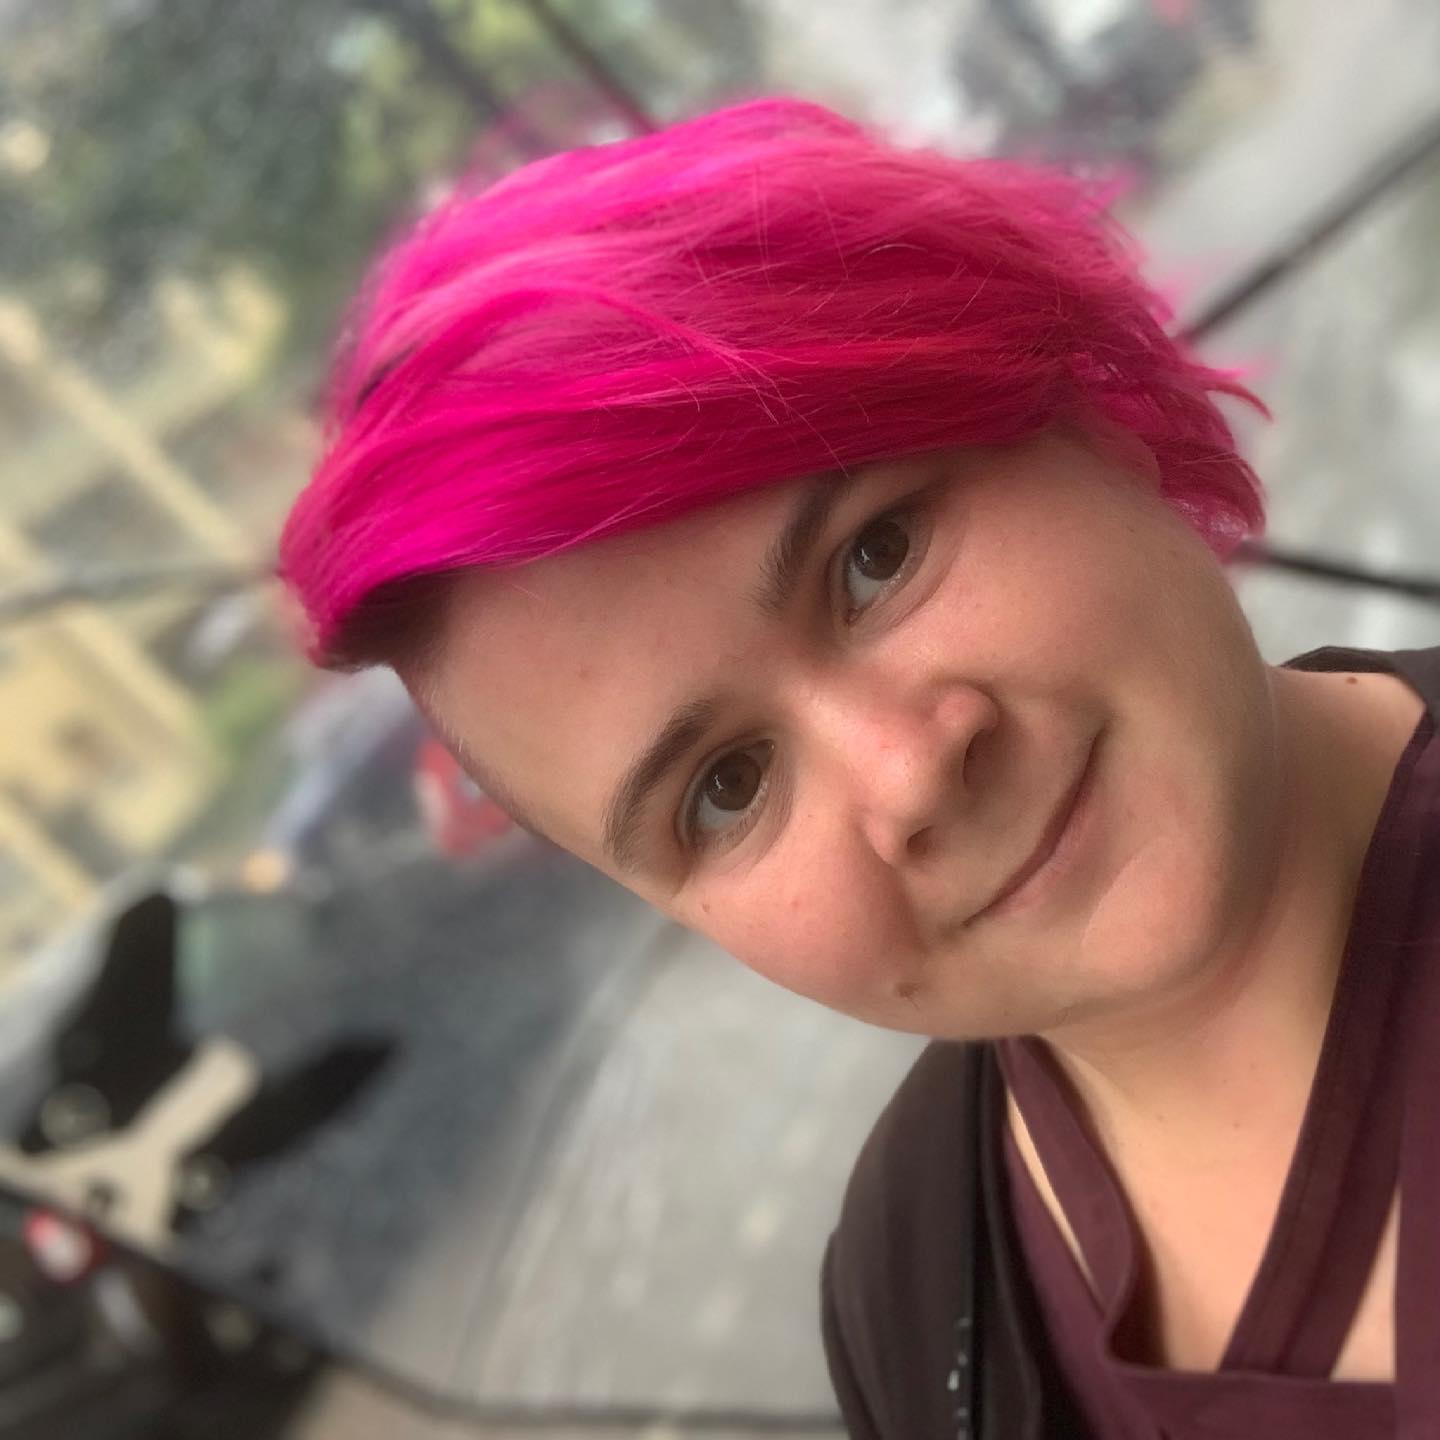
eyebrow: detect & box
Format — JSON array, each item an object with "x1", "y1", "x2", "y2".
[
  {"x1": 603, "y1": 695, "x2": 720, "y2": 872},
  {"x1": 752, "y1": 467, "x2": 858, "y2": 616},
  {"x1": 601, "y1": 469, "x2": 858, "y2": 873}
]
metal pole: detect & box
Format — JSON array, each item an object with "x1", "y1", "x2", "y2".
[{"x1": 1183, "y1": 110, "x2": 1440, "y2": 343}]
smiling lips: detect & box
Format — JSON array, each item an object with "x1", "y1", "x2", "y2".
[{"x1": 974, "y1": 737, "x2": 1097, "y2": 921}]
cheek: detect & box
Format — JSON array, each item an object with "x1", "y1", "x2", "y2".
[
  {"x1": 917, "y1": 511, "x2": 1141, "y2": 691},
  {"x1": 686, "y1": 856, "x2": 916, "y2": 1015},
  {"x1": 1080, "y1": 761, "x2": 1232, "y2": 972},
  {"x1": 1073, "y1": 672, "x2": 1276, "y2": 1000}
]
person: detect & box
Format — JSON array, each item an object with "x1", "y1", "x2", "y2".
[{"x1": 278, "y1": 98, "x2": 1440, "y2": 1437}]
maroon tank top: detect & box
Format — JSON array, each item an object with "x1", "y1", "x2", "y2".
[{"x1": 996, "y1": 645, "x2": 1440, "y2": 1439}]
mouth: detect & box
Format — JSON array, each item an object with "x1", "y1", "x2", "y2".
[{"x1": 971, "y1": 733, "x2": 1100, "y2": 924}]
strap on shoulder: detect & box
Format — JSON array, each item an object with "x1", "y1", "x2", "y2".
[{"x1": 1282, "y1": 643, "x2": 1440, "y2": 719}]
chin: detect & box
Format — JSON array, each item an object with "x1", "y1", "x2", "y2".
[{"x1": 937, "y1": 830, "x2": 1232, "y2": 1042}]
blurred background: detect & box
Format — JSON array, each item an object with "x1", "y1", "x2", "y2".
[{"x1": 0, "y1": 0, "x2": 1437, "y2": 1435}]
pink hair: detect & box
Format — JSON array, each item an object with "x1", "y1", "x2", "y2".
[{"x1": 280, "y1": 97, "x2": 1266, "y2": 667}]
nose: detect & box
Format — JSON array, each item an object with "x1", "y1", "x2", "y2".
[{"x1": 807, "y1": 673, "x2": 999, "y2": 869}]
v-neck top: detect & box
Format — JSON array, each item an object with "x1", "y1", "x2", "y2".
[{"x1": 996, "y1": 644, "x2": 1440, "y2": 1439}]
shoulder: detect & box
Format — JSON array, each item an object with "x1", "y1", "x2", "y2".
[
  {"x1": 833, "y1": 1039, "x2": 980, "y2": 1256},
  {"x1": 822, "y1": 1041, "x2": 986, "y2": 1435}
]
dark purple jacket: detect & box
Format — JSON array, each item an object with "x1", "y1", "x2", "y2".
[{"x1": 822, "y1": 1037, "x2": 1082, "y2": 1439}]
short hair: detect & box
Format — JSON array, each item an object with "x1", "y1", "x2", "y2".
[{"x1": 279, "y1": 96, "x2": 1266, "y2": 671}]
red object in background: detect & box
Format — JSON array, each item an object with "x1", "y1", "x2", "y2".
[
  {"x1": 413, "y1": 738, "x2": 514, "y2": 858},
  {"x1": 23, "y1": 1210, "x2": 105, "y2": 1285}
]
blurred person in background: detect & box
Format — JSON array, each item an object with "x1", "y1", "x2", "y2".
[{"x1": 279, "y1": 100, "x2": 1439, "y2": 1437}]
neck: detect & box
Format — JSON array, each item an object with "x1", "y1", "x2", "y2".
[{"x1": 1039, "y1": 665, "x2": 1410, "y2": 1172}]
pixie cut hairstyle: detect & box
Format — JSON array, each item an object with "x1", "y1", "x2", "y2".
[{"x1": 279, "y1": 97, "x2": 1266, "y2": 671}]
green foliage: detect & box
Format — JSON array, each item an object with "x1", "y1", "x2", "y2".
[
  {"x1": 1, "y1": 0, "x2": 761, "y2": 356},
  {"x1": 3, "y1": 0, "x2": 474, "y2": 351},
  {"x1": 201, "y1": 654, "x2": 304, "y2": 763}
]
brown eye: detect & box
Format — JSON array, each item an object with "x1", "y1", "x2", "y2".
[
  {"x1": 842, "y1": 513, "x2": 912, "y2": 615},
  {"x1": 689, "y1": 741, "x2": 774, "y2": 845},
  {"x1": 706, "y1": 751, "x2": 763, "y2": 810},
  {"x1": 853, "y1": 518, "x2": 908, "y2": 578}
]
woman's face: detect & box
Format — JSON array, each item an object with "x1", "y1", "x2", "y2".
[{"x1": 422, "y1": 430, "x2": 1280, "y2": 1041}]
